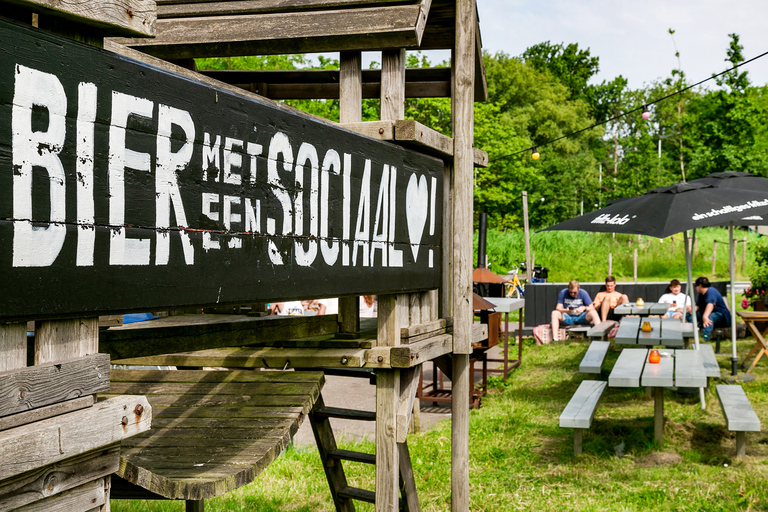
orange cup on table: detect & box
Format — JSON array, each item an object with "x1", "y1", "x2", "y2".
[{"x1": 648, "y1": 349, "x2": 660, "y2": 364}]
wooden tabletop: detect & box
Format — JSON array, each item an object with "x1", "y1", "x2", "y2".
[
  {"x1": 614, "y1": 317, "x2": 684, "y2": 348},
  {"x1": 105, "y1": 369, "x2": 324, "y2": 501},
  {"x1": 482, "y1": 297, "x2": 525, "y2": 313},
  {"x1": 737, "y1": 310, "x2": 768, "y2": 320},
  {"x1": 609, "y1": 348, "x2": 706, "y2": 388},
  {"x1": 614, "y1": 302, "x2": 669, "y2": 316}
]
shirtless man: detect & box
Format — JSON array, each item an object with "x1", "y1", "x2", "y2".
[{"x1": 592, "y1": 276, "x2": 630, "y2": 323}]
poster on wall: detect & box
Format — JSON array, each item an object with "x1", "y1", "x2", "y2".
[{"x1": 0, "y1": 18, "x2": 443, "y2": 320}]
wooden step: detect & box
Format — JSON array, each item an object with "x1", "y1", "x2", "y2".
[
  {"x1": 329, "y1": 449, "x2": 376, "y2": 464},
  {"x1": 313, "y1": 406, "x2": 376, "y2": 421},
  {"x1": 338, "y1": 486, "x2": 376, "y2": 504}
]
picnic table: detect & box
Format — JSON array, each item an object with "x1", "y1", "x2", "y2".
[
  {"x1": 737, "y1": 310, "x2": 768, "y2": 374},
  {"x1": 613, "y1": 301, "x2": 670, "y2": 317},
  {"x1": 608, "y1": 348, "x2": 706, "y2": 447},
  {"x1": 482, "y1": 297, "x2": 525, "y2": 380},
  {"x1": 613, "y1": 317, "x2": 684, "y2": 348}
]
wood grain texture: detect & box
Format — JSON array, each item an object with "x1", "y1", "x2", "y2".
[
  {"x1": 0, "y1": 354, "x2": 109, "y2": 417},
  {"x1": 339, "y1": 51, "x2": 362, "y2": 124},
  {"x1": 13, "y1": 477, "x2": 105, "y2": 512},
  {"x1": 0, "y1": 396, "x2": 94, "y2": 432},
  {"x1": 5, "y1": 0, "x2": 156, "y2": 37},
  {"x1": 0, "y1": 395, "x2": 150, "y2": 480},
  {"x1": 0, "y1": 444, "x2": 119, "y2": 511},
  {"x1": 157, "y1": 0, "x2": 414, "y2": 18},
  {"x1": 110, "y1": 5, "x2": 424, "y2": 58},
  {"x1": 0, "y1": 323, "x2": 27, "y2": 373},
  {"x1": 104, "y1": 370, "x2": 323, "y2": 500},
  {"x1": 381, "y1": 49, "x2": 406, "y2": 121},
  {"x1": 35, "y1": 318, "x2": 99, "y2": 365}
]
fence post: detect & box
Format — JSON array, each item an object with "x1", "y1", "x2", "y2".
[
  {"x1": 742, "y1": 236, "x2": 747, "y2": 271},
  {"x1": 712, "y1": 240, "x2": 717, "y2": 276},
  {"x1": 608, "y1": 253, "x2": 612, "y2": 276},
  {"x1": 633, "y1": 249, "x2": 637, "y2": 283}
]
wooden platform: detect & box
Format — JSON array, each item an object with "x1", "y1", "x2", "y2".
[{"x1": 104, "y1": 369, "x2": 325, "y2": 501}]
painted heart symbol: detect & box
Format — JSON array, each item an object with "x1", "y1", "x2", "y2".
[{"x1": 406, "y1": 173, "x2": 429, "y2": 261}]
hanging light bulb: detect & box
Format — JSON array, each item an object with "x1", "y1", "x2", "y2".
[
  {"x1": 642, "y1": 105, "x2": 651, "y2": 120},
  {"x1": 531, "y1": 147, "x2": 540, "y2": 160}
]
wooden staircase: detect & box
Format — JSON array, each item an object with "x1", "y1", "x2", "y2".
[{"x1": 308, "y1": 370, "x2": 420, "y2": 511}]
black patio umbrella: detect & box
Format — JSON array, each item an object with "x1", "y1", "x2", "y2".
[
  {"x1": 540, "y1": 181, "x2": 768, "y2": 404},
  {"x1": 690, "y1": 172, "x2": 768, "y2": 378},
  {"x1": 538, "y1": 181, "x2": 768, "y2": 239}
]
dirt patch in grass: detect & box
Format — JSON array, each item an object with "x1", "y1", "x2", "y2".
[{"x1": 633, "y1": 451, "x2": 683, "y2": 467}]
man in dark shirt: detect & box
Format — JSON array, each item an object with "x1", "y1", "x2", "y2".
[{"x1": 686, "y1": 276, "x2": 731, "y2": 341}]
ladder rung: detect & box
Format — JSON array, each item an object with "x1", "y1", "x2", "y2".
[
  {"x1": 329, "y1": 449, "x2": 376, "y2": 465},
  {"x1": 314, "y1": 406, "x2": 376, "y2": 421},
  {"x1": 337, "y1": 486, "x2": 376, "y2": 504}
]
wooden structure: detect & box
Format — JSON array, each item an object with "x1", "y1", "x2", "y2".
[{"x1": 0, "y1": 0, "x2": 485, "y2": 508}]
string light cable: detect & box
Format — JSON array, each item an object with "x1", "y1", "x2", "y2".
[{"x1": 489, "y1": 47, "x2": 768, "y2": 163}]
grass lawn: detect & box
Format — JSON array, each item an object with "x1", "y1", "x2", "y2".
[{"x1": 111, "y1": 336, "x2": 768, "y2": 512}]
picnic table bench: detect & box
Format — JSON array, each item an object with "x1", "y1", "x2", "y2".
[
  {"x1": 104, "y1": 369, "x2": 325, "y2": 509},
  {"x1": 559, "y1": 380, "x2": 607, "y2": 455},
  {"x1": 586, "y1": 321, "x2": 617, "y2": 340},
  {"x1": 579, "y1": 341, "x2": 610, "y2": 376},
  {"x1": 716, "y1": 385, "x2": 761, "y2": 460}
]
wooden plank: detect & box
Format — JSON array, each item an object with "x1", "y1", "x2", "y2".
[
  {"x1": 0, "y1": 395, "x2": 150, "y2": 480},
  {"x1": 586, "y1": 321, "x2": 614, "y2": 339},
  {"x1": 636, "y1": 317, "x2": 662, "y2": 346},
  {"x1": 111, "y1": 4, "x2": 425, "y2": 58},
  {"x1": 35, "y1": 318, "x2": 99, "y2": 365},
  {"x1": 559, "y1": 380, "x2": 606, "y2": 429},
  {"x1": 13, "y1": 477, "x2": 106, "y2": 512},
  {"x1": 396, "y1": 365, "x2": 421, "y2": 442},
  {"x1": 4, "y1": 0, "x2": 156, "y2": 37},
  {"x1": 0, "y1": 354, "x2": 109, "y2": 417},
  {"x1": 110, "y1": 368, "x2": 324, "y2": 384},
  {"x1": 660, "y1": 319, "x2": 684, "y2": 348},
  {"x1": 648, "y1": 302, "x2": 669, "y2": 315},
  {"x1": 0, "y1": 396, "x2": 94, "y2": 432},
  {"x1": 699, "y1": 343, "x2": 721, "y2": 378},
  {"x1": 614, "y1": 317, "x2": 640, "y2": 345},
  {"x1": 0, "y1": 322, "x2": 27, "y2": 373},
  {"x1": 0, "y1": 444, "x2": 119, "y2": 511},
  {"x1": 389, "y1": 333, "x2": 451, "y2": 367},
  {"x1": 579, "y1": 341, "x2": 609, "y2": 374},
  {"x1": 381, "y1": 49, "x2": 406, "y2": 121},
  {"x1": 1, "y1": 19, "x2": 443, "y2": 321},
  {"x1": 716, "y1": 385, "x2": 761, "y2": 432},
  {"x1": 101, "y1": 314, "x2": 339, "y2": 360},
  {"x1": 641, "y1": 352, "x2": 673, "y2": 387},
  {"x1": 673, "y1": 349, "x2": 707, "y2": 388},
  {"x1": 395, "y1": 120, "x2": 453, "y2": 155},
  {"x1": 157, "y1": 0, "x2": 413, "y2": 18},
  {"x1": 608, "y1": 349, "x2": 647, "y2": 387},
  {"x1": 114, "y1": 345, "x2": 367, "y2": 369},
  {"x1": 339, "y1": 50, "x2": 362, "y2": 124},
  {"x1": 401, "y1": 317, "x2": 452, "y2": 340}
]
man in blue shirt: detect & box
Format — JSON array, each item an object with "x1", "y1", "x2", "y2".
[
  {"x1": 551, "y1": 280, "x2": 600, "y2": 341},
  {"x1": 686, "y1": 276, "x2": 731, "y2": 342}
]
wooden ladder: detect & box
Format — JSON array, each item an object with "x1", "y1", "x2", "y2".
[{"x1": 308, "y1": 370, "x2": 420, "y2": 511}]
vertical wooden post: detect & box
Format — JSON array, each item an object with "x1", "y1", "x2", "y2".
[
  {"x1": 742, "y1": 236, "x2": 747, "y2": 272},
  {"x1": 712, "y1": 240, "x2": 717, "y2": 276},
  {"x1": 35, "y1": 318, "x2": 99, "y2": 365},
  {"x1": 381, "y1": 49, "x2": 405, "y2": 121},
  {"x1": 654, "y1": 387, "x2": 664, "y2": 447},
  {"x1": 633, "y1": 249, "x2": 638, "y2": 283},
  {"x1": 522, "y1": 192, "x2": 532, "y2": 282},
  {"x1": 376, "y1": 295, "x2": 405, "y2": 512},
  {"x1": 736, "y1": 431, "x2": 746, "y2": 460},
  {"x1": 338, "y1": 50, "x2": 364, "y2": 333},
  {"x1": 0, "y1": 323, "x2": 27, "y2": 373},
  {"x1": 608, "y1": 253, "x2": 613, "y2": 277},
  {"x1": 452, "y1": 0, "x2": 476, "y2": 507}
]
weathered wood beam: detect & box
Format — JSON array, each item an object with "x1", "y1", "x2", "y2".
[
  {"x1": 0, "y1": 395, "x2": 151, "y2": 479},
  {"x1": 157, "y1": 0, "x2": 416, "y2": 18},
  {"x1": 110, "y1": 5, "x2": 426, "y2": 59},
  {"x1": 3, "y1": 0, "x2": 156, "y2": 37},
  {"x1": 0, "y1": 354, "x2": 110, "y2": 417}
]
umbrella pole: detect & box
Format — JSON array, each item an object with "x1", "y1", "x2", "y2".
[
  {"x1": 730, "y1": 223, "x2": 738, "y2": 376},
  {"x1": 684, "y1": 231, "x2": 706, "y2": 409}
]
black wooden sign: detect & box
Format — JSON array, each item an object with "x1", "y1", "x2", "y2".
[{"x1": 0, "y1": 18, "x2": 443, "y2": 320}]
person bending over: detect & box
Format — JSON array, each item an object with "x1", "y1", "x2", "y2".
[
  {"x1": 551, "y1": 280, "x2": 600, "y2": 341},
  {"x1": 658, "y1": 279, "x2": 690, "y2": 320},
  {"x1": 592, "y1": 275, "x2": 629, "y2": 323},
  {"x1": 686, "y1": 276, "x2": 730, "y2": 341}
]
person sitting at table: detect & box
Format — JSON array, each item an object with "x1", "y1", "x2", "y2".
[
  {"x1": 551, "y1": 280, "x2": 600, "y2": 341},
  {"x1": 657, "y1": 278, "x2": 690, "y2": 320},
  {"x1": 685, "y1": 276, "x2": 731, "y2": 342},
  {"x1": 591, "y1": 275, "x2": 629, "y2": 323}
]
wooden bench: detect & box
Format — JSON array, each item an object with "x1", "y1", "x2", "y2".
[
  {"x1": 559, "y1": 380, "x2": 607, "y2": 455},
  {"x1": 716, "y1": 385, "x2": 761, "y2": 460},
  {"x1": 699, "y1": 344, "x2": 722, "y2": 382},
  {"x1": 579, "y1": 341, "x2": 610, "y2": 376},
  {"x1": 566, "y1": 326, "x2": 591, "y2": 339},
  {"x1": 103, "y1": 369, "x2": 324, "y2": 508},
  {"x1": 587, "y1": 321, "x2": 617, "y2": 340}
]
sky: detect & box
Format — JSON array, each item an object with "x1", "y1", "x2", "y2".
[{"x1": 476, "y1": 0, "x2": 768, "y2": 89}]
